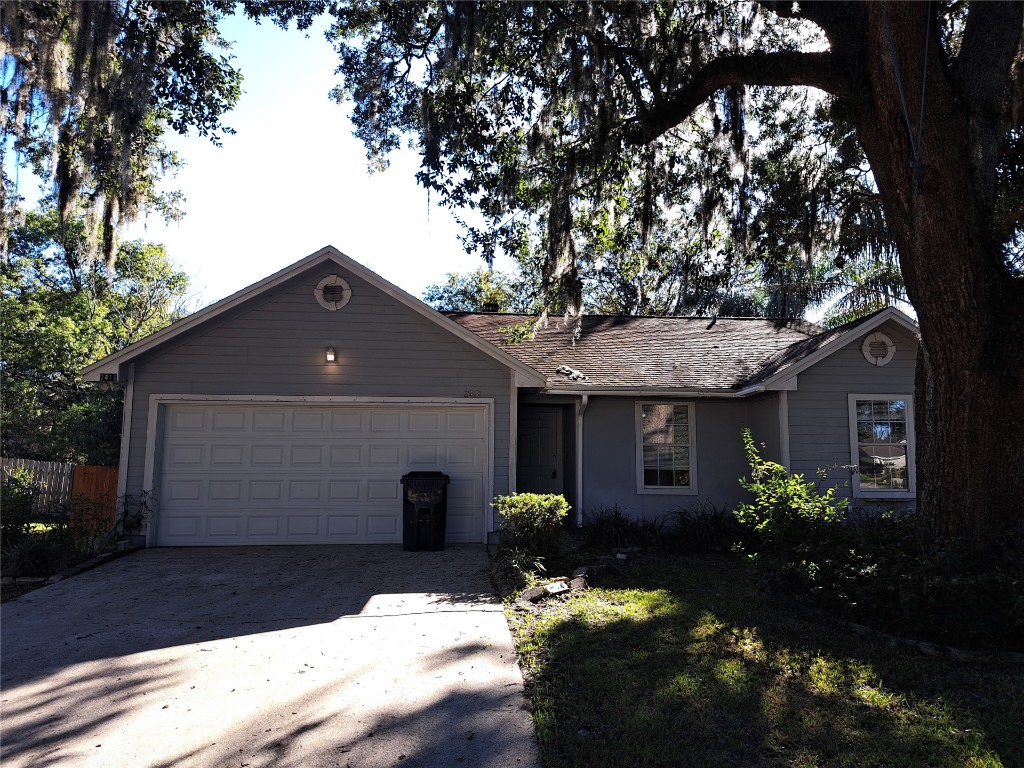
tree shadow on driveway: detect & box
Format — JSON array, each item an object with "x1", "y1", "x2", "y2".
[{"x1": 0, "y1": 545, "x2": 539, "y2": 768}]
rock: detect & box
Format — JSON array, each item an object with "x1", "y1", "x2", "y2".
[
  {"x1": 521, "y1": 586, "x2": 547, "y2": 603},
  {"x1": 615, "y1": 553, "x2": 629, "y2": 562},
  {"x1": 544, "y1": 581, "x2": 570, "y2": 597},
  {"x1": 46, "y1": 574, "x2": 64, "y2": 584},
  {"x1": 0, "y1": 577, "x2": 13, "y2": 586},
  {"x1": 946, "y1": 646, "x2": 982, "y2": 663},
  {"x1": 916, "y1": 642, "x2": 942, "y2": 657},
  {"x1": 572, "y1": 565, "x2": 607, "y2": 579},
  {"x1": 16, "y1": 577, "x2": 47, "y2": 585},
  {"x1": 569, "y1": 577, "x2": 588, "y2": 591}
]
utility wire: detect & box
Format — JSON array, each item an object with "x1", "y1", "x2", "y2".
[{"x1": 881, "y1": 1, "x2": 931, "y2": 193}]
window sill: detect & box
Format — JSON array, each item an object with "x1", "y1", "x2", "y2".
[{"x1": 637, "y1": 486, "x2": 699, "y2": 496}]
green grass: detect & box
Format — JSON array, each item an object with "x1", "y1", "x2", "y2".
[{"x1": 507, "y1": 555, "x2": 1023, "y2": 768}]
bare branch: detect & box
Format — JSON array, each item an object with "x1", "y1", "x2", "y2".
[{"x1": 627, "y1": 51, "x2": 843, "y2": 146}]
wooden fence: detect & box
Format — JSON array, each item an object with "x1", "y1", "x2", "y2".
[
  {"x1": 1, "y1": 458, "x2": 74, "y2": 514},
  {"x1": 2, "y1": 459, "x2": 118, "y2": 525},
  {"x1": 71, "y1": 464, "x2": 119, "y2": 530}
]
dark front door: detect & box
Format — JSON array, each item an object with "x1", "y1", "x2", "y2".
[{"x1": 517, "y1": 407, "x2": 564, "y2": 495}]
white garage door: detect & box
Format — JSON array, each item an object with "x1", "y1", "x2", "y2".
[{"x1": 156, "y1": 403, "x2": 488, "y2": 546}]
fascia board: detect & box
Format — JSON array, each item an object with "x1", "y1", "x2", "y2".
[
  {"x1": 750, "y1": 307, "x2": 919, "y2": 392},
  {"x1": 542, "y1": 386, "x2": 750, "y2": 398},
  {"x1": 84, "y1": 245, "x2": 546, "y2": 386}
]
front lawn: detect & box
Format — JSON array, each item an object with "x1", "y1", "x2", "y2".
[{"x1": 507, "y1": 554, "x2": 1023, "y2": 768}]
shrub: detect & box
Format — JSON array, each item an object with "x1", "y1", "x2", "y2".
[
  {"x1": 1, "y1": 467, "x2": 39, "y2": 548},
  {"x1": 1, "y1": 490, "x2": 155, "y2": 579},
  {"x1": 734, "y1": 430, "x2": 1023, "y2": 651},
  {"x1": 493, "y1": 493, "x2": 570, "y2": 586},
  {"x1": 582, "y1": 505, "x2": 668, "y2": 549},
  {"x1": 735, "y1": 428, "x2": 845, "y2": 553},
  {"x1": 665, "y1": 499, "x2": 751, "y2": 553}
]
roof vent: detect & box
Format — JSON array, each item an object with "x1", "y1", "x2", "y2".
[
  {"x1": 314, "y1": 275, "x2": 352, "y2": 311},
  {"x1": 861, "y1": 332, "x2": 895, "y2": 366}
]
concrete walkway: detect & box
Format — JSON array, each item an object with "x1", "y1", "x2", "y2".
[{"x1": 0, "y1": 545, "x2": 540, "y2": 768}]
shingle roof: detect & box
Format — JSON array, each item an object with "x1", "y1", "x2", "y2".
[
  {"x1": 445, "y1": 312, "x2": 827, "y2": 390},
  {"x1": 737, "y1": 310, "x2": 889, "y2": 387}
]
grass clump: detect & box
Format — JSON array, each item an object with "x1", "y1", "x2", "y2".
[{"x1": 508, "y1": 554, "x2": 1022, "y2": 768}]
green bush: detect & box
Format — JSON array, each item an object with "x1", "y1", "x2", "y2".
[
  {"x1": 735, "y1": 428, "x2": 845, "y2": 552},
  {"x1": 1, "y1": 467, "x2": 39, "y2": 548},
  {"x1": 665, "y1": 500, "x2": 752, "y2": 553},
  {"x1": 734, "y1": 429, "x2": 1023, "y2": 651},
  {"x1": 582, "y1": 505, "x2": 663, "y2": 549},
  {"x1": 1, "y1": 490, "x2": 154, "y2": 579},
  {"x1": 493, "y1": 493, "x2": 570, "y2": 586}
]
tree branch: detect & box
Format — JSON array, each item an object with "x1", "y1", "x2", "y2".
[
  {"x1": 956, "y1": 0, "x2": 1024, "y2": 127},
  {"x1": 627, "y1": 51, "x2": 843, "y2": 146}
]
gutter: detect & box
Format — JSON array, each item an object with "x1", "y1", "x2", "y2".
[{"x1": 543, "y1": 386, "x2": 764, "y2": 398}]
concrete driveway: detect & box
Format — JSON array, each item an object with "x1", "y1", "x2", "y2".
[{"x1": 0, "y1": 545, "x2": 540, "y2": 768}]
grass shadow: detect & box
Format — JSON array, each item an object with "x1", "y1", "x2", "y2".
[{"x1": 511, "y1": 554, "x2": 1022, "y2": 768}]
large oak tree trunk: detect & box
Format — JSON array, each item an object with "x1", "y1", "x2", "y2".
[{"x1": 854, "y1": 4, "x2": 1024, "y2": 546}]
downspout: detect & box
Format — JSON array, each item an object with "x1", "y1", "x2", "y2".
[
  {"x1": 575, "y1": 394, "x2": 589, "y2": 527},
  {"x1": 779, "y1": 390, "x2": 791, "y2": 471}
]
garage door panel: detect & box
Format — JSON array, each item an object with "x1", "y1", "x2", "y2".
[
  {"x1": 326, "y1": 515, "x2": 359, "y2": 536},
  {"x1": 209, "y1": 480, "x2": 243, "y2": 500},
  {"x1": 212, "y1": 410, "x2": 246, "y2": 430},
  {"x1": 172, "y1": 409, "x2": 207, "y2": 430},
  {"x1": 208, "y1": 517, "x2": 241, "y2": 537},
  {"x1": 253, "y1": 411, "x2": 286, "y2": 431},
  {"x1": 247, "y1": 516, "x2": 281, "y2": 536},
  {"x1": 158, "y1": 403, "x2": 487, "y2": 546},
  {"x1": 291, "y1": 445, "x2": 324, "y2": 465},
  {"x1": 370, "y1": 412, "x2": 401, "y2": 432},
  {"x1": 210, "y1": 445, "x2": 245, "y2": 465},
  {"x1": 169, "y1": 444, "x2": 204, "y2": 466}
]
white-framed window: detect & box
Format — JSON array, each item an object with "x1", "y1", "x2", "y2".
[
  {"x1": 636, "y1": 402, "x2": 697, "y2": 495},
  {"x1": 848, "y1": 395, "x2": 915, "y2": 498}
]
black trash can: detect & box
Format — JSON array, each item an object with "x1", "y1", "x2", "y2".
[{"x1": 400, "y1": 471, "x2": 450, "y2": 551}]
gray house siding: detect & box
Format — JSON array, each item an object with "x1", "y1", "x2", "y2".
[
  {"x1": 787, "y1": 319, "x2": 918, "y2": 506},
  {"x1": 124, "y1": 264, "x2": 514, "y2": 530},
  {"x1": 580, "y1": 393, "x2": 782, "y2": 519}
]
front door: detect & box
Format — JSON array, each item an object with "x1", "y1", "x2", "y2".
[{"x1": 517, "y1": 407, "x2": 563, "y2": 495}]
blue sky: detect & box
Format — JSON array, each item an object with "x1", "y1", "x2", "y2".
[{"x1": 119, "y1": 14, "x2": 507, "y2": 309}]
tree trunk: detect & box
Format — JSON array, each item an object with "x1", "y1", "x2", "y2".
[{"x1": 854, "y1": 4, "x2": 1024, "y2": 546}]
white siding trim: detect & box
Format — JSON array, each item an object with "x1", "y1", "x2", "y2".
[
  {"x1": 847, "y1": 393, "x2": 916, "y2": 499},
  {"x1": 575, "y1": 394, "x2": 588, "y2": 526},
  {"x1": 508, "y1": 372, "x2": 518, "y2": 498},
  {"x1": 634, "y1": 401, "x2": 699, "y2": 496},
  {"x1": 115, "y1": 363, "x2": 135, "y2": 501},
  {"x1": 779, "y1": 390, "x2": 791, "y2": 471},
  {"x1": 142, "y1": 395, "x2": 161, "y2": 547},
  {"x1": 142, "y1": 394, "x2": 496, "y2": 545}
]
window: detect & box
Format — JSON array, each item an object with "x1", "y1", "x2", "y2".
[
  {"x1": 848, "y1": 395, "x2": 915, "y2": 497},
  {"x1": 636, "y1": 402, "x2": 696, "y2": 494}
]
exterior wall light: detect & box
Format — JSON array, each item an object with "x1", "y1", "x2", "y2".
[{"x1": 326, "y1": 347, "x2": 336, "y2": 363}]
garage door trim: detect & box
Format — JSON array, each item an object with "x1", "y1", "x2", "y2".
[{"x1": 142, "y1": 394, "x2": 495, "y2": 546}]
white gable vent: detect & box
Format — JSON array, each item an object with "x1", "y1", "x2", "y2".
[
  {"x1": 314, "y1": 275, "x2": 352, "y2": 311},
  {"x1": 861, "y1": 332, "x2": 896, "y2": 366}
]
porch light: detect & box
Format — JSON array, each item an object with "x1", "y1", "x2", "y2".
[{"x1": 326, "y1": 346, "x2": 336, "y2": 363}]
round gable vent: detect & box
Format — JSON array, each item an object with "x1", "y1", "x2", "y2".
[
  {"x1": 314, "y1": 275, "x2": 352, "y2": 311},
  {"x1": 861, "y1": 331, "x2": 896, "y2": 366}
]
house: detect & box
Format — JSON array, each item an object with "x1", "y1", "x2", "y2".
[{"x1": 83, "y1": 246, "x2": 919, "y2": 547}]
